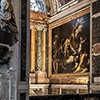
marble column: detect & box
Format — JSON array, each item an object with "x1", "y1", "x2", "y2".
[
  {"x1": 35, "y1": 24, "x2": 46, "y2": 72},
  {"x1": 30, "y1": 25, "x2": 36, "y2": 73}
]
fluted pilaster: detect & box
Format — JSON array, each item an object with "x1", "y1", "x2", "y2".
[
  {"x1": 42, "y1": 28, "x2": 47, "y2": 72},
  {"x1": 30, "y1": 25, "x2": 36, "y2": 73}
]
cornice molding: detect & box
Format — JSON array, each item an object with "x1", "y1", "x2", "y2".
[{"x1": 49, "y1": 0, "x2": 97, "y2": 23}]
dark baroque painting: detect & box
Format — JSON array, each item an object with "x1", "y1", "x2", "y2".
[{"x1": 52, "y1": 14, "x2": 90, "y2": 74}]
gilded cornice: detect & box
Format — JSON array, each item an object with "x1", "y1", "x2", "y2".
[{"x1": 30, "y1": 10, "x2": 49, "y2": 25}]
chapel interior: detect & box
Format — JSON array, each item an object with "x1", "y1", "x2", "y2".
[{"x1": 0, "y1": 0, "x2": 100, "y2": 100}]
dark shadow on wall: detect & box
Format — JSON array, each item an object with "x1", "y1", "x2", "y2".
[{"x1": 30, "y1": 93, "x2": 100, "y2": 100}]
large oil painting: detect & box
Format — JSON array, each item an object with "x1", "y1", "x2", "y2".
[{"x1": 52, "y1": 13, "x2": 90, "y2": 74}]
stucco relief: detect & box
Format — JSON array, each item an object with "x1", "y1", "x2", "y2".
[
  {"x1": 0, "y1": 0, "x2": 18, "y2": 45},
  {"x1": 0, "y1": 0, "x2": 18, "y2": 100},
  {"x1": 0, "y1": 0, "x2": 18, "y2": 68}
]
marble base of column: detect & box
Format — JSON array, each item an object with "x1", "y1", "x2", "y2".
[{"x1": 35, "y1": 70, "x2": 49, "y2": 83}]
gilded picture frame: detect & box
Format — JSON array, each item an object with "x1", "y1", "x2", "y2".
[{"x1": 48, "y1": 8, "x2": 90, "y2": 84}]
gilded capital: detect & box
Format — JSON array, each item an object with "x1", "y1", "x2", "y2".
[{"x1": 35, "y1": 24, "x2": 47, "y2": 31}]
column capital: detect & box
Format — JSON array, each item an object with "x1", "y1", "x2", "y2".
[{"x1": 35, "y1": 24, "x2": 47, "y2": 31}]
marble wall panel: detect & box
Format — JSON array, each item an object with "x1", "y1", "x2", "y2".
[
  {"x1": 92, "y1": 16, "x2": 100, "y2": 45},
  {"x1": 92, "y1": 56, "x2": 100, "y2": 77},
  {"x1": 92, "y1": 0, "x2": 100, "y2": 78},
  {"x1": 92, "y1": 1, "x2": 100, "y2": 15},
  {"x1": 20, "y1": 0, "x2": 27, "y2": 81}
]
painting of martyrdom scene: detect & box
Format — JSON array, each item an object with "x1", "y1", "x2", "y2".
[{"x1": 52, "y1": 14, "x2": 90, "y2": 74}]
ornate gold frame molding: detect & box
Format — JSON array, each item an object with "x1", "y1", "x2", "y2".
[{"x1": 48, "y1": 8, "x2": 90, "y2": 84}]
